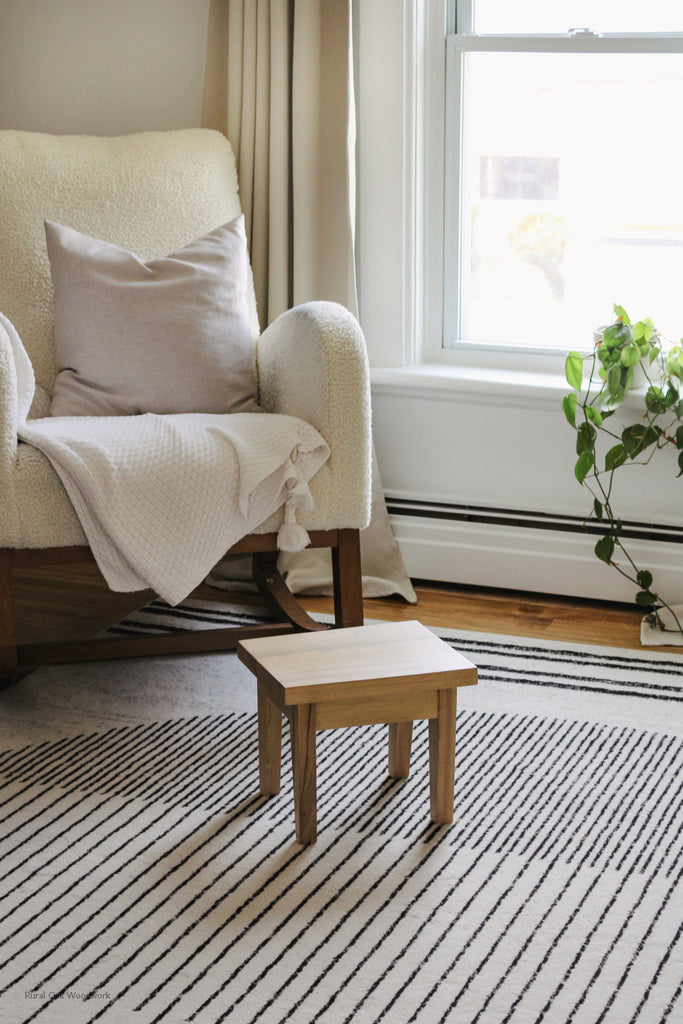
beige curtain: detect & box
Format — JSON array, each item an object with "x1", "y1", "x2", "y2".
[
  {"x1": 202, "y1": 0, "x2": 356, "y2": 326},
  {"x1": 202, "y1": 0, "x2": 416, "y2": 602}
]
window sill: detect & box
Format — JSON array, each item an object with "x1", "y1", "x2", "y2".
[{"x1": 370, "y1": 363, "x2": 570, "y2": 410}]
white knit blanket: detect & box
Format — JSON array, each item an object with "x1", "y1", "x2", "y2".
[{"x1": 4, "y1": 313, "x2": 330, "y2": 605}]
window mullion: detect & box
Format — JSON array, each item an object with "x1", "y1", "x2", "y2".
[
  {"x1": 443, "y1": 41, "x2": 464, "y2": 348},
  {"x1": 455, "y1": 0, "x2": 474, "y2": 35}
]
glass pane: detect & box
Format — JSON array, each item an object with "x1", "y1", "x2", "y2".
[
  {"x1": 473, "y1": 0, "x2": 683, "y2": 35},
  {"x1": 454, "y1": 51, "x2": 683, "y2": 349}
]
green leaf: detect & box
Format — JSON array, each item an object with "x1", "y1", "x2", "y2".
[
  {"x1": 632, "y1": 319, "x2": 654, "y2": 344},
  {"x1": 621, "y1": 424, "x2": 661, "y2": 458},
  {"x1": 678, "y1": 450, "x2": 683, "y2": 477},
  {"x1": 597, "y1": 342, "x2": 613, "y2": 366},
  {"x1": 676, "y1": 425, "x2": 683, "y2": 449},
  {"x1": 574, "y1": 451, "x2": 594, "y2": 483},
  {"x1": 561, "y1": 393, "x2": 578, "y2": 427},
  {"x1": 593, "y1": 498, "x2": 603, "y2": 520},
  {"x1": 635, "y1": 590, "x2": 656, "y2": 607},
  {"x1": 665, "y1": 384, "x2": 680, "y2": 408},
  {"x1": 646, "y1": 387, "x2": 666, "y2": 414},
  {"x1": 666, "y1": 356, "x2": 683, "y2": 380},
  {"x1": 565, "y1": 352, "x2": 584, "y2": 391},
  {"x1": 607, "y1": 363, "x2": 623, "y2": 400},
  {"x1": 584, "y1": 405, "x2": 603, "y2": 427},
  {"x1": 594, "y1": 536, "x2": 614, "y2": 564},
  {"x1": 603, "y1": 322, "x2": 632, "y2": 349},
  {"x1": 621, "y1": 428, "x2": 639, "y2": 458},
  {"x1": 637, "y1": 570, "x2": 654, "y2": 589},
  {"x1": 576, "y1": 422, "x2": 596, "y2": 455},
  {"x1": 612, "y1": 304, "x2": 630, "y2": 325},
  {"x1": 621, "y1": 343, "x2": 641, "y2": 367},
  {"x1": 605, "y1": 444, "x2": 627, "y2": 470}
]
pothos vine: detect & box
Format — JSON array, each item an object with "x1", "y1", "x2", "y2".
[{"x1": 562, "y1": 304, "x2": 683, "y2": 636}]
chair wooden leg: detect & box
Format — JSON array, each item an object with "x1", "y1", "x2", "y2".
[
  {"x1": 257, "y1": 677, "x2": 283, "y2": 796},
  {"x1": 0, "y1": 550, "x2": 18, "y2": 685},
  {"x1": 388, "y1": 721, "x2": 413, "y2": 779},
  {"x1": 331, "y1": 528, "x2": 363, "y2": 628}
]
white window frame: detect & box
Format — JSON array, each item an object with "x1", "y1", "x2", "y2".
[{"x1": 428, "y1": 1, "x2": 683, "y2": 372}]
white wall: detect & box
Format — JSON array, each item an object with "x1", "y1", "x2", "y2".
[
  {"x1": 355, "y1": 0, "x2": 683, "y2": 604},
  {"x1": 0, "y1": 0, "x2": 210, "y2": 135}
]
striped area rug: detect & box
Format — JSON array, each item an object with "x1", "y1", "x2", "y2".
[{"x1": 2, "y1": 603, "x2": 683, "y2": 1024}]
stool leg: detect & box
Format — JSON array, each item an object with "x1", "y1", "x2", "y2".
[
  {"x1": 257, "y1": 678, "x2": 282, "y2": 796},
  {"x1": 388, "y1": 722, "x2": 413, "y2": 779},
  {"x1": 290, "y1": 703, "x2": 317, "y2": 844},
  {"x1": 429, "y1": 689, "x2": 457, "y2": 824}
]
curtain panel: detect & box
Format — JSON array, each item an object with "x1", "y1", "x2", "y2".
[
  {"x1": 202, "y1": 0, "x2": 357, "y2": 327},
  {"x1": 202, "y1": 0, "x2": 416, "y2": 602}
]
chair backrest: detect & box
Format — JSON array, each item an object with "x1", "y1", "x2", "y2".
[{"x1": 0, "y1": 128, "x2": 259, "y2": 408}]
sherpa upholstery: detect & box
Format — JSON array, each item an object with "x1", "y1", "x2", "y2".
[{"x1": 0, "y1": 129, "x2": 372, "y2": 584}]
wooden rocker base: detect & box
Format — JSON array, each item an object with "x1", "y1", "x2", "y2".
[{"x1": 0, "y1": 528, "x2": 363, "y2": 684}]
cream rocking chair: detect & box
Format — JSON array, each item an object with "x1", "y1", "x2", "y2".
[{"x1": 0, "y1": 129, "x2": 372, "y2": 682}]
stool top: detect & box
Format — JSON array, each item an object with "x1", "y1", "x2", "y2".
[{"x1": 238, "y1": 620, "x2": 478, "y2": 705}]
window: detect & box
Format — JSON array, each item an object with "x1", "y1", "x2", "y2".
[{"x1": 443, "y1": 1, "x2": 683, "y2": 356}]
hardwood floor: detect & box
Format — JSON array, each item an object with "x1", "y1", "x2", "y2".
[
  {"x1": 300, "y1": 582, "x2": 661, "y2": 651},
  {"x1": 12, "y1": 562, "x2": 673, "y2": 653}
]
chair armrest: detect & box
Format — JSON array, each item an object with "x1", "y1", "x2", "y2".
[
  {"x1": 256, "y1": 299, "x2": 372, "y2": 477},
  {"x1": 0, "y1": 317, "x2": 19, "y2": 472}
]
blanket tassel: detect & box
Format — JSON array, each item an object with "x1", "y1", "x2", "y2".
[{"x1": 277, "y1": 474, "x2": 312, "y2": 552}]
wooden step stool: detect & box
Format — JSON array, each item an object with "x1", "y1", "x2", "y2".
[{"x1": 237, "y1": 619, "x2": 478, "y2": 844}]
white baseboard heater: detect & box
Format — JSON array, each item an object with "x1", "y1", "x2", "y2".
[{"x1": 385, "y1": 498, "x2": 683, "y2": 604}]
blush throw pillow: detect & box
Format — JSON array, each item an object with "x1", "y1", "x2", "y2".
[{"x1": 45, "y1": 217, "x2": 259, "y2": 417}]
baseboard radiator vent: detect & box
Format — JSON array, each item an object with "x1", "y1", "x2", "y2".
[
  {"x1": 385, "y1": 498, "x2": 683, "y2": 545},
  {"x1": 385, "y1": 497, "x2": 683, "y2": 601}
]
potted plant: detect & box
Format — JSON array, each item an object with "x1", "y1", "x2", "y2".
[{"x1": 562, "y1": 304, "x2": 683, "y2": 639}]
